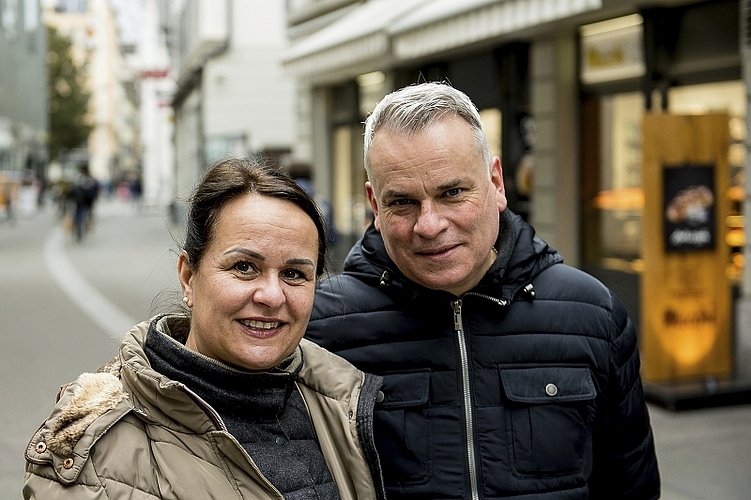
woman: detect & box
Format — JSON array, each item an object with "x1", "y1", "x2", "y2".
[{"x1": 23, "y1": 158, "x2": 386, "y2": 500}]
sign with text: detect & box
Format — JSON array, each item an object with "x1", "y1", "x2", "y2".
[
  {"x1": 663, "y1": 164, "x2": 716, "y2": 252},
  {"x1": 641, "y1": 114, "x2": 732, "y2": 383}
]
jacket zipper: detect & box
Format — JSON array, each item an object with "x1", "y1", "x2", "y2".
[
  {"x1": 452, "y1": 299, "x2": 480, "y2": 500},
  {"x1": 177, "y1": 383, "x2": 228, "y2": 431},
  {"x1": 463, "y1": 291, "x2": 510, "y2": 307},
  {"x1": 178, "y1": 383, "x2": 285, "y2": 496}
]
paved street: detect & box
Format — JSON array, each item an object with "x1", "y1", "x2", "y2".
[
  {"x1": 0, "y1": 198, "x2": 179, "y2": 499},
  {"x1": 1, "y1": 198, "x2": 750, "y2": 499}
]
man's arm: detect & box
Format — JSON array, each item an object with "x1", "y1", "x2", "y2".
[{"x1": 591, "y1": 295, "x2": 660, "y2": 499}]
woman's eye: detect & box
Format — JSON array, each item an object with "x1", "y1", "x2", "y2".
[
  {"x1": 281, "y1": 268, "x2": 308, "y2": 282},
  {"x1": 233, "y1": 261, "x2": 256, "y2": 274}
]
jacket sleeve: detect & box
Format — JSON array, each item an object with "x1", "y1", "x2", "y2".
[{"x1": 591, "y1": 291, "x2": 660, "y2": 500}]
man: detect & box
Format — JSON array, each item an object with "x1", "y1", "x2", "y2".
[{"x1": 307, "y1": 82, "x2": 660, "y2": 499}]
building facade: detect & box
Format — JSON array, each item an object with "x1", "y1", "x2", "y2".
[
  {"x1": 43, "y1": 0, "x2": 139, "y2": 186},
  {"x1": 283, "y1": 0, "x2": 751, "y2": 381},
  {"x1": 131, "y1": 0, "x2": 174, "y2": 207},
  {"x1": 168, "y1": 0, "x2": 296, "y2": 220},
  {"x1": 0, "y1": 0, "x2": 47, "y2": 208}
]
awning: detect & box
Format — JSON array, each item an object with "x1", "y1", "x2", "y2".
[
  {"x1": 282, "y1": 0, "x2": 429, "y2": 76},
  {"x1": 283, "y1": 0, "x2": 604, "y2": 77},
  {"x1": 391, "y1": 0, "x2": 603, "y2": 60}
]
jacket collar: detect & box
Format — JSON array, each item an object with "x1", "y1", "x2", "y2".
[{"x1": 343, "y1": 209, "x2": 563, "y2": 302}]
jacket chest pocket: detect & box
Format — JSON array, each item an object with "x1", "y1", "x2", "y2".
[
  {"x1": 373, "y1": 370, "x2": 432, "y2": 486},
  {"x1": 499, "y1": 365, "x2": 596, "y2": 477}
]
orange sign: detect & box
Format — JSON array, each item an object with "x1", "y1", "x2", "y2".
[{"x1": 641, "y1": 114, "x2": 732, "y2": 382}]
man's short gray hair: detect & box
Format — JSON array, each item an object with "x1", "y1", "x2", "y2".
[{"x1": 363, "y1": 82, "x2": 493, "y2": 178}]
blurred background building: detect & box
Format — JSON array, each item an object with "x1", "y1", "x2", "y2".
[
  {"x1": 164, "y1": 0, "x2": 296, "y2": 222},
  {"x1": 0, "y1": 0, "x2": 47, "y2": 214},
  {"x1": 43, "y1": 0, "x2": 139, "y2": 188},
  {"x1": 282, "y1": 0, "x2": 751, "y2": 391}
]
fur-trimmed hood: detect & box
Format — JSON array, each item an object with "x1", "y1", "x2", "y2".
[{"x1": 24, "y1": 365, "x2": 132, "y2": 485}]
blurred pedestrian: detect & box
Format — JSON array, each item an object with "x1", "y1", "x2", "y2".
[
  {"x1": 129, "y1": 173, "x2": 143, "y2": 212},
  {"x1": 307, "y1": 82, "x2": 660, "y2": 499},
  {"x1": 69, "y1": 163, "x2": 98, "y2": 241},
  {"x1": 1, "y1": 180, "x2": 14, "y2": 224},
  {"x1": 23, "y1": 157, "x2": 386, "y2": 500}
]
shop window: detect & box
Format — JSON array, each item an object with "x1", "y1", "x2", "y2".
[
  {"x1": 669, "y1": 81, "x2": 747, "y2": 283},
  {"x1": 591, "y1": 92, "x2": 644, "y2": 269},
  {"x1": 357, "y1": 71, "x2": 385, "y2": 117},
  {"x1": 332, "y1": 124, "x2": 368, "y2": 239},
  {"x1": 479, "y1": 108, "x2": 502, "y2": 160},
  {"x1": 584, "y1": 80, "x2": 746, "y2": 280}
]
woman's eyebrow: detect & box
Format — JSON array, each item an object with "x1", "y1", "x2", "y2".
[
  {"x1": 286, "y1": 258, "x2": 315, "y2": 267},
  {"x1": 225, "y1": 248, "x2": 264, "y2": 260}
]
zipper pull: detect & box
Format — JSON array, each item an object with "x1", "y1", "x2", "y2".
[
  {"x1": 452, "y1": 299, "x2": 462, "y2": 331},
  {"x1": 379, "y1": 271, "x2": 390, "y2": 287}
]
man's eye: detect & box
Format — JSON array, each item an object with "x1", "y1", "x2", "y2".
[
  {"x1": 445, "y1": 188, "x2": 462, "y2": 197},
  {"x1": 391, "y1": 199, "x2": 413, "y2": 207}
]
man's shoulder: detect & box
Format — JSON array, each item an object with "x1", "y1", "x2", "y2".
[
  {"x1": 312, "y1": 272, "x2": 391, "y2": 319},
  {"x1": 533, "y1": 263, "x2": 615, "y2": 305}
]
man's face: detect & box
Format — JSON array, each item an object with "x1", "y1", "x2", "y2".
[{"x1": 366, "y1": 115, "x2": 507, "y2": 296}]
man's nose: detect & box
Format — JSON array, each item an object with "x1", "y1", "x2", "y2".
[{"x1": 413, "y1": 202, "x2": 448, "y2": 238}]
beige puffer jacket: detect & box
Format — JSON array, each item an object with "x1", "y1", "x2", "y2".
[{"x1": 23, "y1": 317, "x2": 385, "y2": 500}]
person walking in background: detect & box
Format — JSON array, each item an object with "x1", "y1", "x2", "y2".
[
  {"x1": 307, "y1": 82, "x2": 660, "y2": 499},
  {"x1": 1, "y1": 180, "x2": 14, "y2": 224},
  {"x1": 24, "y1": 158, "x2": 386, "y2": 500},
  {"x1": 69, "y1": 163, "x2": 98, "y2": 241},
  {"x1": 129, "y1": 173, "x2": 143, "y2": 212}
]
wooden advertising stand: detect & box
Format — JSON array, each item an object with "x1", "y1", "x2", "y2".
[{"x1": 640, "y1": 113, "x2": 746, "y2": 409}]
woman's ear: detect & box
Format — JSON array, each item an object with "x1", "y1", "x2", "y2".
[{"x1": 177, "y1": 251, "x2": 194, "y2": 304}]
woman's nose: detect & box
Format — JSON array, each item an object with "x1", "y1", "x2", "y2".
[{"x1": 253, "y1": 275, "x2": 285, "y2": 308}]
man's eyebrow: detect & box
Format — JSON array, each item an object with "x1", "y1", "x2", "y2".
[
  {"x1": 225, "y1": 248, "x2": 264, "y2": 260},
  {"x1": 436, "y1": 179, "x2": 463, "y2": 192},
  {"x1": 382, "y1": 189, "x2": 410, "y2": 200}
]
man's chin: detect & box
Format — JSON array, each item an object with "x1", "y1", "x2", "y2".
[{"x1": 408, "y1": 270, "x2": 468, "y2": 295}]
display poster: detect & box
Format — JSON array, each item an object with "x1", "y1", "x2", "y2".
[
  {"x1": 641, "y1": 114, "x2": 732, "y2": 383},
  {"x1": 663, "y1": 164, "x2": 716, "y2": 252}
]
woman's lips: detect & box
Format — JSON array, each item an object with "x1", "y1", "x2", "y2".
[{"x1": 238, "y1": 319, "x2": 283, "y2": 338}]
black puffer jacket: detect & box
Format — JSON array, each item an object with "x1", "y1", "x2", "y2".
[{"x1": 307, "y1": 210, "x2": 660, "y2": 500}]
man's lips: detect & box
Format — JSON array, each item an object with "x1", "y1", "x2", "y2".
[{"x1": 415, "y1": 244, "x2": 458, "y2": 256}]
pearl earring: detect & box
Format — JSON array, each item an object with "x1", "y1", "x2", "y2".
[{"x1": 183, "y1": 296, "x2": 189, "y2": 305}]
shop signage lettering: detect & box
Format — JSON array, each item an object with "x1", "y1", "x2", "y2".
[
  {"x1": 580, "y1": 22, "x2": 644, "y2": 84},
  {"x1": 663, "y1": 308, "x2": 715, "y2": 327},
  {"x1": 663, "y1": 164, "x2": 715, "y2": 252}
]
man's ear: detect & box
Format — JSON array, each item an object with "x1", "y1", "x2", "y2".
[
  {"x1": 490, "y1": 157, "x2": 508, "y2": 211},
  {"x1": 366, "y1": 181, "x2": 381, "y2": 231}
]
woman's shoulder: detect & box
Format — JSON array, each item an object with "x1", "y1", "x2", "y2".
[
  {"x1": 24, "y1": 366, "x2": 135, "y2": 489},
  {"x1": 298, "y1": 339, "x2": 368, "y2": 397}
]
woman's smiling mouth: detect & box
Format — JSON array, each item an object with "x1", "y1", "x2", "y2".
[{"x1": 240, "y1": 319, "x2": 281, "y2": 330}]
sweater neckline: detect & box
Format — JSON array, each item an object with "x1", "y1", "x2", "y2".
[{"x1": 144, "y1": 315, "x2": 303, "y2": 419}]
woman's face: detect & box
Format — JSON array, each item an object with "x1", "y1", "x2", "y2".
[{"x1": 178, "y1": 193, "x2": 319, "y2": 371}]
